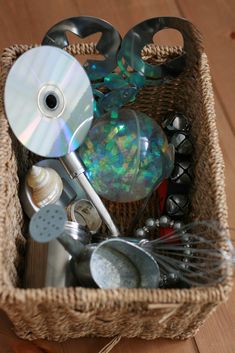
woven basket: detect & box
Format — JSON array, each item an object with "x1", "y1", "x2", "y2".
[{"x1": 0, "y1": 20, "x2": 233, "y2": 341}]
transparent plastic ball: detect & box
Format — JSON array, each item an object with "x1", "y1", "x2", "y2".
[{"x1": 79, "y1": 109, "x2": 174, "y2": 202}]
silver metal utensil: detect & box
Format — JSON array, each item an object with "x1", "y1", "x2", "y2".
[
  {"x1": 4, "y1": 45, "x2": 119, "y2": 237},
  {"x1": 60, "y1": 152, "x2": 119, "y2": 236},
  {"x1": 140, "y1": 221, "x2": 234, "y2": 287},
  {"x1": 29, "y1": 205, "x2": 160, "y2": 289},
  {"x1": 25, "y1": 215, "x2": 91, "y2": 288}
]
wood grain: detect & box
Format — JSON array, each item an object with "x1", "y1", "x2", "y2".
[
  {"x1": 177, "y1": 0, "x2": 235, "y2": 136},
  {"x1": 0, "y1": 0, "x2": 234, "y2": 352},
  {"x1": 194, "y1": 287, "x2": 235, "y2": 353},
  {"x1": 175, "y1": 2, "x2": 235, "y2": 352}
]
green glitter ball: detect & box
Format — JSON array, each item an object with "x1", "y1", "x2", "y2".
[{"x1": 79, "y1": 109, "x2": 174, "y2": 202}]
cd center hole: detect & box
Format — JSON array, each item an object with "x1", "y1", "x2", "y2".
[{"x1": 45, "y1": 94, "x2": 57, "y2": 110}]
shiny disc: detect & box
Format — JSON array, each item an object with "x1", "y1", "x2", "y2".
[{"x1": 4, "y1": 46, "x2": 94, "y2": 157}]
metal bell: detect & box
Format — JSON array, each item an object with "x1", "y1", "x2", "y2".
[
  {"x1": 166, "y1": 194, "x2": 189, "y2": 217},
  {"x1": 170, "y1": 132, "x2": 193, "y2": 155},
  {"x1": 162, "y1": 112, "x2": 190, "y2": 134},
  {"x1": 170, "y1": 160, "x2": 193, "y2": 186}
]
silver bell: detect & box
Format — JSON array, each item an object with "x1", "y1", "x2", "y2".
[
  {"x1": 162, "y1": 112, "x2": 190, "y2": 134},
  {"x1": 166, "y1": 194, "x2": 189, "y2": 217}
]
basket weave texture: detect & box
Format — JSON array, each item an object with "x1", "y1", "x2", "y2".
[{"x1": 0, "y1": 21, "x2": 233, "y2": 341}]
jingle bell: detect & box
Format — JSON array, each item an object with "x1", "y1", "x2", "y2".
[
  {"x1": 170, "y1": 160, "x2": 194, "y2": 186},
  {"x1": 162, "y1": 112, "x2": 190, "y2": 134},
  {"x1": 166, "y1": 194, "x2": 189, "y2": 217},
  {"x1": 170, "y1": 132, "x2": 193, "y2": 155}
]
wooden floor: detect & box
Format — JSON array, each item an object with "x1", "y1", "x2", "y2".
[{"x1": 0, "y1": 0, "x2": 234, "y2": 352}]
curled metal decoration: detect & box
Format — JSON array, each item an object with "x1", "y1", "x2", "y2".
[
  {"x1": 42, "y1": 16, "x2": 122, "y2": 80},
  {"x1": 118, "y1": 16, "x2": 194, "y2": 81}
]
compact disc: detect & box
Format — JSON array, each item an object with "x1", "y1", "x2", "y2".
[{"x1": 4, "y1": 46, "x2": 94, "y2": 158}]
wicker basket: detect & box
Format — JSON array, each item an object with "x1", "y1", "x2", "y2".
[{"x1": 0, "y1": 20, "x2": 233, "y2": 341}]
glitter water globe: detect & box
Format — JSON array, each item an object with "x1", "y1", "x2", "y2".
[{"x1": 79, "y1": 109, "x2": 174, "y2": 202}]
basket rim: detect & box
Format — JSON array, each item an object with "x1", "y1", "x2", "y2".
[
  {"x1": 0, "y1": 284, "x2": 233, "y2": 308},
  {"x1": 0, "y1": 44, "x2": 233, "y2": 309}
]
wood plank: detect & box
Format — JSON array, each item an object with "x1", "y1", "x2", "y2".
[
  {"x1": 61, "y1": 337, "x2": 197, "y2": 353},
  {"x1": 0, "y1": 0, "x2": 183, "y2": 49},
  {"x1": 214, "y1": 95, "x2": 235, "y2": 223},
  {"x1": 0, "y1": 311, "x2": 63, "y2": 353},
  {"x1": 0, "y1": 0, "x2": 234, "y2": 352},
  {"x1": 176, "y1": 0, "x2": 235, "y2": 138},
  {"x1": 176, "y1": 1, "x2": 235, "y2": 353},
  {"x1": 193, "y1": 286, "x2": 235, "y2": 353}
]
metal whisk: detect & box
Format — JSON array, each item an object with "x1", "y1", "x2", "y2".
[{"x1": 139, "y1": 221, "x2": 234, "y2": 287}]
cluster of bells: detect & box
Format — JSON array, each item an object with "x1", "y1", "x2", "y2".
[
  {"x1": 163, "y1": 111, "x2": 193, "y2": 218},
  {"x1": 4, "y1": 15, "x2": 232, "y2": 290}
]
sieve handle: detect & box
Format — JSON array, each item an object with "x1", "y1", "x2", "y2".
[{"x1": 60, "y1": 152, "x2": 120, "y2": 237}]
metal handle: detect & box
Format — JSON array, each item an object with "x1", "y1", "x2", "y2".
[
  {"x1": 60, "y1": 152, "x2": 120, "y2": 237},
  {"x1": 58, "y1": 232, "x2": 85, "y2": 258}
]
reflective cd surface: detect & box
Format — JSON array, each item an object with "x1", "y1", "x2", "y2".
[{"x1": 4, "y1": 46, "x2": 94, "y2": 157}]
